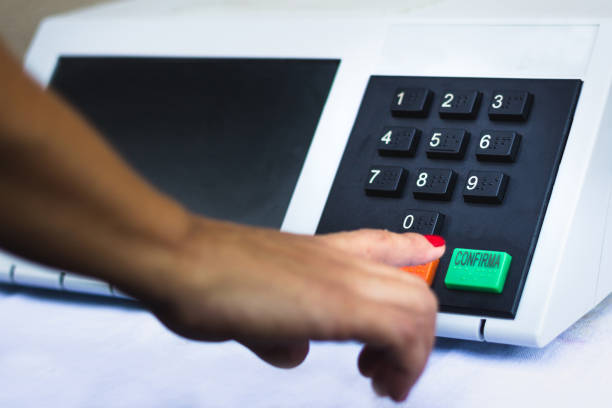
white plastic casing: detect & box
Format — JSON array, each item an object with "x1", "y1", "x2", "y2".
[
  {"x1": 62, "y1": 273, "x2": 114, "y2": 297},
  {"x1": 12, "y1": 259, "x2": 63, "y2": 290},
  {"x1": 14, "y1": 4, "x2": 612, "y2": 346},
  {"x1": 0, "y1": 251, "x2": 14, "y2": 283}
]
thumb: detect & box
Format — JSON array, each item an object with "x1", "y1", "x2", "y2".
[{"x1": 316, "y1": 230, "x2": 445, "y2": 267}]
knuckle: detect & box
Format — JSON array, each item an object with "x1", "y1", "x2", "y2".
[{"x1": 361, "y1": 228, "x2": 393, "y2": 243}]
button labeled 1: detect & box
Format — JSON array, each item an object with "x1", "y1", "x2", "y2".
[
  {"x1": 391, "y1": 88, "x2": 432, "y2": 117},
  {"x1": 365, "y1": 165, "x2": 407, "y2": 197},
  {"x1": 463, "y1": 170, "x2": 509, "y2": 204}
]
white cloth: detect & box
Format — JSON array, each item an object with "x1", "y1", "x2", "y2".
[{"x1": 0, "y1": 286, "x2": 610, "y2": 408}]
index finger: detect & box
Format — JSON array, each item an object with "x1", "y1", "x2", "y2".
[{"x1": 317, "y1": 229, "x2": 445, "y2": 266}]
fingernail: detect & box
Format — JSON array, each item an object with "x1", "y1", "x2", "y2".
[{"x1": 424, "y1": 235, "x2": 445, "y2": 247}]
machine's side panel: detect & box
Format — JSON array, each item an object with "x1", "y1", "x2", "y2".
[{"x1": 485, "y1": 23, "x2": 612, "y2": 346}]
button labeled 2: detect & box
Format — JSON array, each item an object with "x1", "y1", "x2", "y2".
[
  {"x1": 365, "y1": 165, "x2": 407, "y2": 197},
  {"x1": 438, "y1": 90, "x2": 481, "y2": 119}
]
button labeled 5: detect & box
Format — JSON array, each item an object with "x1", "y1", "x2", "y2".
[{"x1": 425, "y1": 128, "x2": 469, "y2": 159}]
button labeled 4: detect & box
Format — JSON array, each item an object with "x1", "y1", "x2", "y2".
[{"x1": 377, "y1": 126, "x2": 420, "y2": 156}]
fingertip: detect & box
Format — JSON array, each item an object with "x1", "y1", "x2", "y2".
[{"x1": 358, "y1": 345, "x2": 384, "y2": 378}]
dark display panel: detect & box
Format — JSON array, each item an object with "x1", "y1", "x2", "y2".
[{"x1": 50, "y1": 57, "x2": 339, "y2": 228}]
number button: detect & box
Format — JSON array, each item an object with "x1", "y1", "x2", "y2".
[
  {"x1": 377, "y1": 126, "x2": 420, "y2": 157},
  {"x1": 476, "y1": 131, "x2": 521, "y2": 162},
  {"x1": 400, "y1": 210, "x2": 445, "y2": 235},
  {"x1": 462, "y1": 171, "x2": 509, "y2": 204},
  {"x1": 488, "y1": 90, "x2": 533, "y2": 121},
  {"x1": 391, "y1": 88, "x2": 432, "y2": 118},
  {"x1": 438, "y1": 90, "x2": 481, "y2": 119},
  {"x1": 425, "y1": 128, "x2": 469, "y2": 159},
  {"x1": 412, "y1": 168, "x2": 456, "y2": 201},
  {"x1": 364, "y1": 165, "x2": 407, "y2": 197}
]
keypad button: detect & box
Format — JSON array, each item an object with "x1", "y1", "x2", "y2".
[
  {"x1": 391, "y1": 88, "x2": 432, "y2": 117},
  {"x1": 377, "y1": 126, "x2": 420, "y2": 157},
  {"x1": 476, "y1": 131, "x2": 521, "y2": 162},
  {"x1": 413, "y1": 168, "x2": 456, "y2": 201},
  {"x1": 445, "y1": 248, "x2": 512, "y2": 293},
  {"x1": 425, "y1": 128, "x2": 469, "y2": 159},
  {"x1": 438, "y1": 90, "x2": 481, "y2": 119},
  {"x1": 488, "y1": 90, "x2": 533, "y2": 121},
  {"x1": 364, "y1": 165, "x2": 407, "y2": 197},
  {"x1": 402, "y1": 260, "x2": 439, "y2": 286},
  {"x1": 399, "y1": 210, "x2": 445, "y2": 235},
  {"x1": 463, "y1": 170, "x2": 509, "y2": 204}
]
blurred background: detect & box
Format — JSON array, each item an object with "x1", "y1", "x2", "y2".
[{"x1": 0, "y1": 0, "x2": 111, "y2": 58}]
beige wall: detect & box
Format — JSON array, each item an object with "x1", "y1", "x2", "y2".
[{"x1": 0, "y1": 0, "x2": 112, "y2": 59}]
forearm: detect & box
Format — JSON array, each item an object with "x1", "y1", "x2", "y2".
[
  {"x1": 0, "y1": 41, "x2": 446, "y2": 402},
  {"x1": 0, "y1": 42, "x2": 191, "y2": 296}
]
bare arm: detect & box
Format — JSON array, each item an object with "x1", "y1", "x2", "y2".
[{"x1": 0, "y1": 41, "x2": 445, "y2": 402}]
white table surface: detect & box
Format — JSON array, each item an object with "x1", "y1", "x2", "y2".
[{"x1": 1, "y1": 284, "x2": 610, "y2": 407}]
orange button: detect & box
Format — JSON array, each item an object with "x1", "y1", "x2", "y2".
[{"x1": 401, "y1": 260, "x2": 439, "y2": 285}]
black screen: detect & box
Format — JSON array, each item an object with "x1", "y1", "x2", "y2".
[{"x1": 49, "y1": 57, "x2": 339, "y2": 228}]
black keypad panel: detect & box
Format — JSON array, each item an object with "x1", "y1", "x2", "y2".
[{"x1": 317, "y1": 76, "x2": 581, "y2": 318}]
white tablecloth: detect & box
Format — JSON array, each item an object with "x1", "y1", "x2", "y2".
[{"x1": 1, "y1": 285, "x2": 610, "y2": 408}]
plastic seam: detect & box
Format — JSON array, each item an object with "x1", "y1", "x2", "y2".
[{"x1": 479, "y1": 319, "x2": 486, "y2": 342}]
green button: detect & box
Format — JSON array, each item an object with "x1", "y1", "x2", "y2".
[{"x1": 445, "y1": 248, "x2": 512, "y2": 293}]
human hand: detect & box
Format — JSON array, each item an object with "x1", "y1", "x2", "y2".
[{"x1": 121, "y1": 217, "x2": 445, "y2": 402}]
